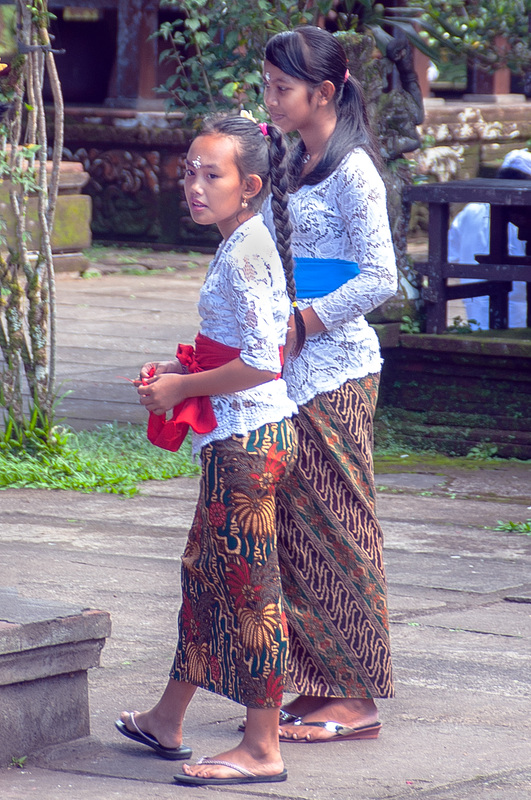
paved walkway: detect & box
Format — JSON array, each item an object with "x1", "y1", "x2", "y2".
[{"x1": 0, "y1": 260, "x2": 530, "y2": 799}]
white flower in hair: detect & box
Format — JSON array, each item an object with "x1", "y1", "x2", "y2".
[{"x1": 239, "y1": 109, "x2": 259, "y2": 124}]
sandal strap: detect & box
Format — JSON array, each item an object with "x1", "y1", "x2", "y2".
[
  {"x1": 197, "y1": 757, "x2": 255, "y2": 777},
  {"x1": 128, "y1": 713, "x2": 159, "y2": 745}
]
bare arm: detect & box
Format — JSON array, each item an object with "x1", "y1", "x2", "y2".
[{"x1": 137, "y1": 357, "x2": 276, "y2": 415}]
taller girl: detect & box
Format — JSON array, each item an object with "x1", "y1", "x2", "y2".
[{"x1": 262, "y1": 26, "x2": 398, "y2": 741}]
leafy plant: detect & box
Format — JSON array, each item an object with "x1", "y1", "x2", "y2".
[
  {"x1": 445, "y1": 316, "x2": 482, "y2": 334},
  {"x1": 494, "y1": 519, "x2": 531, "y2": 534},
  {"x1": 154, "y1": 1, "x2": 422, "y2": 121},
  {"x1": 400, "y1": 314, "x2": 421, "y2": 334},
  {"x1": 466, "y1": 442, "x2": 498, "y2": 460}
]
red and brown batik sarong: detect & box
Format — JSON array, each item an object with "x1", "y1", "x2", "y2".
[{"x1": 171, "y1": 418, "x2": 297, "y2": 707}]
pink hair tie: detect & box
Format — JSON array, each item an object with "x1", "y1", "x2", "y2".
[
  {"x1": 258, "y1": 122, "x2": 269, "y2": 136},
  {"x1": 344, "y1": 69, "x2": 350, "y2": 83}
]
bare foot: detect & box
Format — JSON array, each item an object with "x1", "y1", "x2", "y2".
[
  {"x1": 238, "y1": 694, "x2": 324, "y2": 730},
  {"x1": 120, "y1": 709, "x2": 183, "y2": 750},
  {"x1": 279, "y1": 697, "x2": 379, "y2": 742},
  {"x1": 179, "y1": 743, "x2": 284, "y2": 780},
  {"x1": 281, "y1": 694, "x2": 324, "y2": 718}
]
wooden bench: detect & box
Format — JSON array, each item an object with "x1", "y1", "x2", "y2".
[{"x1": 405, "y1": 179, "x2": 531, "y2": 333}]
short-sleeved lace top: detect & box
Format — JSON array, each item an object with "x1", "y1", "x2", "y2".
[
  {"x1": 263, "y1": 148, "x2": 397, "y2": 406},
  {"x1": 192, "y1": 213, "x2": 297, "y2": 453}
]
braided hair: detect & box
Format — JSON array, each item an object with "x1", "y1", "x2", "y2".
[
  {"x1": 265, "y1": 26, "x2": 381, "y2": 189},
  {"x1": 200, "y1": 115, "x2": 306, "y2": 357}
]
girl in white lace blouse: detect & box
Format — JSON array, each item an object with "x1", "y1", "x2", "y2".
[
  {"x1": 259, "y1": 26, "x2": 398, "y2": 744},
  {"x1": 117, "y1": 116, "x2": 306, "y2": 787}
]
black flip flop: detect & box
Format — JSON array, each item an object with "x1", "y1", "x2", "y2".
[
  {"x1": 173, "y1": 757, "x2": 288, "y2": 786},
  {"x1": 115, "y1": 714, "x2": 192, "y2": 760}
]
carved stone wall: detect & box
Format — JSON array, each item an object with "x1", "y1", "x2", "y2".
[{"x1": 57, "y1": 109, "x2": 220, "y2": 248}]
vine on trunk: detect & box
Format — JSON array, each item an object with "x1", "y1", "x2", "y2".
[{"x1": 0, "y1": 1, "x2": 64, "y2": 451}]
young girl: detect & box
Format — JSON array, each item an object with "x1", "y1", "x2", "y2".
[
  {"x1": 260, "y1": 26, "x2": 398, "y2": 742},
  {"x1": 116, "y1": 115, "x2": 304, "y2": 786}
]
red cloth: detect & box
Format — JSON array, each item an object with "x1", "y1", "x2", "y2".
[{"x1": 147, "y1": 333, "x2": 241, "y2": 452}]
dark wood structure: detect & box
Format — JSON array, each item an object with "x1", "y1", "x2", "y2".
[
  {"x1": 0, "y1": 0, "x2": 161, "y2": 108},
  {"x1": 406, "y1": 179, "x2": 531, "y2": 333}
]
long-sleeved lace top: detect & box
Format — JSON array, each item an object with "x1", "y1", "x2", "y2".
[
  {"x1": 192, "y1": 213, "x2": 297, "y2": 454},
  {"x1": 263, "y1": 148, "x2": 397, "y2": 406}
]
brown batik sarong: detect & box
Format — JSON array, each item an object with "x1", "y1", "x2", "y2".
[
  {"x1": 171, "y1": 418, "x2": 297, "y2": 708},
  {"x1": 276, "y1": 375, "x2": 394, "y2": 699}
]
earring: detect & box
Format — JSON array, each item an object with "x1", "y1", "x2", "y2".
[{"x1": 241, "y1": 198, "x2": 248, "y2": 208}]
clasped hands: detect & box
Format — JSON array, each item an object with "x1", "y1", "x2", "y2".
[{"x1": 137, "y1": 360, "x2": 187, "y2": 416}]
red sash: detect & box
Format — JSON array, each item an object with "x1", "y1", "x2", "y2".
[{"x1": 147, "y1": 333, "x2": 241, "y2": 452}]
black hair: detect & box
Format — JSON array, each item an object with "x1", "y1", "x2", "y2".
[
  {"x1": 199, "y1": 115, "x2": 306, "y2": 357},
  {"x1": 265, "y1": 26, "x2": 381, "y2": 189}
]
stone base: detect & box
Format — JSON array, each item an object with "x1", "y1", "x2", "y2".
[
  {"x1": 0, "y1": 589, "x2": 111, "y2": 766},
  {"x1": 53, "y1": 252, "x2": 90, "y2": 273},
  {"x1": 1, "y1": 671, "x2": 90, "y2": 764}
]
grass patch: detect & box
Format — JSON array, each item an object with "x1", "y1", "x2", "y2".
[{"x1": 0, "y1": 423, "x2": 199, "y2": 495}]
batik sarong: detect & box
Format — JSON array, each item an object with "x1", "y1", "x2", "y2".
[
  {"x1": 276, "y1": 375, "x2": 394, "y2": 699},
  {"x1": 171, "y1": 418, "x2": 297, "y2": 707}
]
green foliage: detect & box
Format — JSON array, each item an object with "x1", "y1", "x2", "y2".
[
  {"x1": 10, "y1": 755, "x2": 27, "y2": 768},
  {"x1": 155, "y1": 0, "x2": 298, "y2": 121},
  {"x1": 154, "y1": 1, "x2": 419, "y2": 121},
  {"x1": 418, "y1": 1, "x2": 531, "y2": 74},
  {"x1": 0, "y1": 393, "x2": 69, "y2": 455},
  {"x1": 400, "y1": 314, "x2": 421, "y2": 334},
  {"x1": 466, "y1": 442, "x2": 498, "y2": 460},
  {"x1": 494, "y1": 519, "x2": 531, "y2": 534},
  {"x1": 0, "y1": 143, "x2": 41, "y2": 194},
  {"x1": 0, "y1": 423, "x2": 200, "y2": 495},
  {"x1": 445, "y1": 316, "x2": 482, "y2": 334}
]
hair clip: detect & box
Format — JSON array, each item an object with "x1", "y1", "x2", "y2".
[
  {"x1": 191, "y1": 155, "x2": 202, "y2": 169},
  {"x1": 344, "y1": 69, "x2": 350, "y2": 83},
  {"x1": 258, "y1": 123, "x2": 269, "y2": 136}
]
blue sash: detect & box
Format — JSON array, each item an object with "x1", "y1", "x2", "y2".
[{"x1": 294, "y1": 257, "x2": 360, "y2": 299}]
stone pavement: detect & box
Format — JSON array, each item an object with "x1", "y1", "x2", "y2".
[{"x1": 0, "y1": 259, "x2": 530, "y2": 799}]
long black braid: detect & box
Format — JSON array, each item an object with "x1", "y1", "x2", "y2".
[
  {"x1": 200, "y1": 114, "x2": 306, "y2": 357},
  {"x1": 264, "y1": 122, "x2": 306, "y2": 358}
]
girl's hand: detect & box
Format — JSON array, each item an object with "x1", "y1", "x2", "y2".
[
  {"x1": 139, "y1": 360, "x2": 183, "y2": 381},
  {"x1": 137, "y1": 373, "x2": 188, "y2": 415},
  {"x1": 284, "y1": 316, "x2": 297, "y2": 360}
]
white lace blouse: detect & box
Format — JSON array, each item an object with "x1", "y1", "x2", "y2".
[
  {"x1": 263, "y1": 148, "x2": 397, "y2": 406},
  {"x1": 192, "y1": 213, "x2": 297, "y2": 454}
]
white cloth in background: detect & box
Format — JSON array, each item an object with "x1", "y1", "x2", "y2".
[
  {"x1": 447, "y1": 202, "x2": 527, "y2": 328},
  {"x1": 263, "y1": 148, "x2": 397, "y2": 406},
  {"x1": 193, "y1": 213, "x2": 297, "y2": 453}
]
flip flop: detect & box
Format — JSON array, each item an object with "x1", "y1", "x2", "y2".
[
  {"x1": 280, "y1": 719, "x2": 381, "y2": 742},
  {"x1": 237, "y1": 708, "x2": 297, "y2": 732},
  {"x1": 114, "y1": 713, "x2": 192, "y2": 760},
  {"x1": 173, "y1": 757, "x2": 288, "y2": 786}
]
